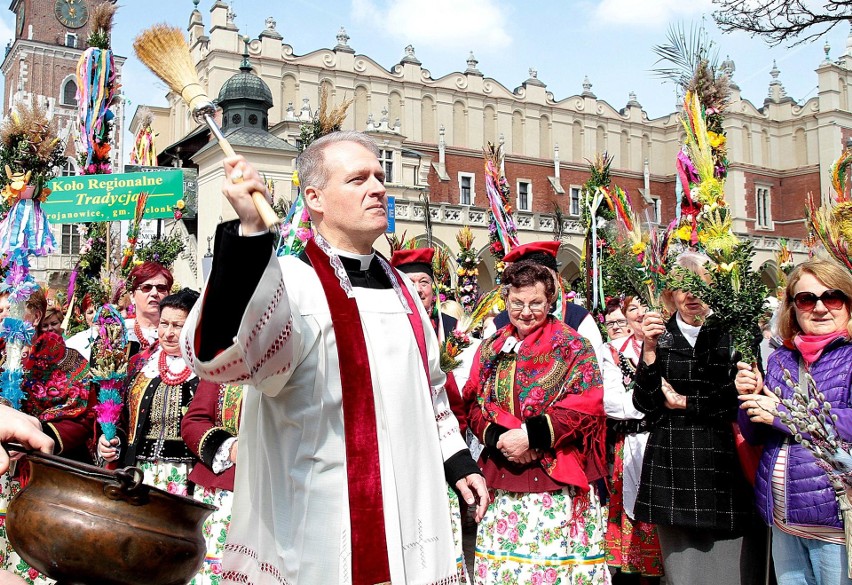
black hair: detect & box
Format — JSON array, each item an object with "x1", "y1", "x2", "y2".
[{"x1": 158, "y1": 288, "x2": 200, "y2": 315}]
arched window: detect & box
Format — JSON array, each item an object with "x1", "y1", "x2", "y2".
[
  {"x1": 388, "y1": 90, "x2": 402, "y2": 127},
  {"x1": 421, "y1": 95, "x2": 435, "y2": 142},
  {"x1": 619, "y1": 130, "x2": 629, "y2": 170},
  {"x1": 742, "y1": 125, "x2": 753, "y2": 164},
  {"x1": 354, "y1": 86, "x2": 368, "y2": 131},
  {"x1": 572, "y1": 121, "x2": 583, "y2": 160},
  {"x1": 453, "y1": 101, "x2": 467, "y2": 147},
  {"x1": 794, "y1": 127, "x2": 808, "y2": 167},
  {"x1": 539, "y1": 114, "x2": 551, "y2": 159},
  {"x1": 61, "y1": 78, "x2": 77, "y2": 106},
  {"x1": 483, "y1": 105, "x2": 496, "y2": 146},
  {"x1": 511, "y1": 110, "x2": 524, "y2": 154},
  {"x1": 596, "y1": 125, "x2": 606, "y2": 153}
]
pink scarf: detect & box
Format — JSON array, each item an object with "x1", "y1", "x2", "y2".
[{"x1": 793, "y1": 331, "x2": 846, "y2": 365}]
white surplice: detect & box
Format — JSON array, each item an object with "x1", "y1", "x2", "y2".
[{"x1": 182, "y1": 243, "x2": 467, "y2": 585}]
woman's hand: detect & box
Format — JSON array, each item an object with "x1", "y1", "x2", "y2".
[
  {"x1": 661, "y1": 378, "x2": 686, "y2": 410},
  {"x1": 738, "y1": 388, "x2": 779, "y2": 425},
  {"x1": 97, "y1": 435, "x2": 120, "y2": 462},
  {"x1": 641, "y1": 311, "x2": 665, "y2": 364},
  {"x1": 496, "y1": 428, "x2": 533, "y2": 462},
  {"x1": 735, "y1": 362, "x2": 763, "y2": 396},
  {"x1": 229, "y1": 440, "x2": 238, "y2": 464}
]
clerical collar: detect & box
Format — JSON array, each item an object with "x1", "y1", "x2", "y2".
[{"x1": 330, "y1": 246, "x2": 374, "y2": 271}]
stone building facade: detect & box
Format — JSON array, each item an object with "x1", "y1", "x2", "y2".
[{"x1": 141, "y1": 1, "x2": 852, "y2": 292}]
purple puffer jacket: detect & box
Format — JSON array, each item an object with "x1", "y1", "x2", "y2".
[{"x1": 740, "y1": 340, "x2": 852, "y2": 529}]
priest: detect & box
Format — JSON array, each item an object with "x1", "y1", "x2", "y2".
[{"x1": 181, "y1": 130, "x2": 487, "y2": 585}]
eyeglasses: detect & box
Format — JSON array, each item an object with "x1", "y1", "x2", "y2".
[
  {"x1": 136, "y1": 283, "x2": 169, "y2": 294},
  {"x1": 508, "y1": 300, "x2": 547, "y2": 313},
  {"x1": 791, "y1": 289, "x2": 848, "y2": 311},
  {"x1": 605, "y1": 319, "x2": 628, "y2": 329}
]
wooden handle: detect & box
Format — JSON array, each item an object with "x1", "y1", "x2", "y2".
[{"x1": 203, "y1": 114, "x2": 282, "y2": 228}]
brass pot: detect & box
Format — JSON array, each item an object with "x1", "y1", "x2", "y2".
[{"x1": 6, "y1": 450, "x2": 215, "y2": 585}]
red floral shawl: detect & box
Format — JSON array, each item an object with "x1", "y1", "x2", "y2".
[
  {"x1": 23, "y1": 332, "x2": 89, "y2": 422},
  {"x1": 473, "y1": 315, "x2": 606, "y2": 490}
]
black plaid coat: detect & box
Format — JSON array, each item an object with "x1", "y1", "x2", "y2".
[{"x1": 632, "y1": 315, "x2": 757, "y2": 533}]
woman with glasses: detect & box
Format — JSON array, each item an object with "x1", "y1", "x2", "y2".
[
  {"x1": 602, "y1": 298, "x2": 663, "y2": 585},
  {"x1": 464, "y1": 261, "x2": 609, "y2": 584},
  {"x1": 126, "y1": 261, "x2": 174, "y2": 357},
  {"x1": 736, "y1": 257, "x2": 852, "y2": 585},
  {"x1": 633, "y1": 251, "x2": 763, "y2": 585},
  {"x1": 97, "y1": 289, "x2": 200, "y2": 498}
]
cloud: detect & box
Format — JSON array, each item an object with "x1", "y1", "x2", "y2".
[
  {"x1": 594, "y1": 0, "x2": 713, "y2": 26},
  {"x1": 352, "y1": 0, "x2": 511, "y2": 51}
]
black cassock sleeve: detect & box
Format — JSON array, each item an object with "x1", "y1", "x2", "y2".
[{"x1": 198, "y1": 220, "x2": 275, "y2": 361}]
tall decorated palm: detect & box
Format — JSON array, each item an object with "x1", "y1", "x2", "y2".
[{"x1": 654, "y1": 24, "x2": 766, "y2": 364}]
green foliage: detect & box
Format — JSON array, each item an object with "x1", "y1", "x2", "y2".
[
  {"x1": 669, "y1": 240, "x2": 768, "y2": 363},
  {"x1": 133, "y1": 231, "x2": 185, "y2": 270}
]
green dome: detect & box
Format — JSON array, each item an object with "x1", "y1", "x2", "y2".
[{"x1": 217, "y1": 64, "x2": 273, "y2": 109}]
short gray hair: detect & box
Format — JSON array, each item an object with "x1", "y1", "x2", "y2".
[{"x1": 295, "y1": 131, "x2": 380, "y2": 190}]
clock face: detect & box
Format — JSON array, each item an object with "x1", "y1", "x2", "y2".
[{"x1": 54, "y1": 0, "x2": 88, "y2": 29}]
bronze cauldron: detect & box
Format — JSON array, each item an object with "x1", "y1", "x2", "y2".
[{"x1": 6, "y1": 449, "x2": 215, "y2": 585}]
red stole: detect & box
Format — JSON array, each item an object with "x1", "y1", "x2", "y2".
[{"x1": 305, "y1": 240, "x2": 429, "y2": 585}]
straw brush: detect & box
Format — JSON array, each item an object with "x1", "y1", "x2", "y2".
[{"x1": 133, "y1": 24, "x2": 280, "y2": 228}]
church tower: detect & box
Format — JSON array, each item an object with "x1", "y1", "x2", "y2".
[{"x1": 1, "y1": 0, "x2": 125, "y2": 168}]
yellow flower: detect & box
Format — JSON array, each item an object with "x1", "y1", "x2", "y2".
[
  {"x1": 697, "y1": 177, "x2": 724, "y2": 206},
  {"x1": 175, "y1": 199, "x2": 185, "y2": 210},
  {"x1": 708, "y1": 131, "x2": 726, "y2": 149},
  {"x1": 456, "y1": 268, "x2": 464, "y2": 276},
  {"x1": 631, "y1": 241, "x2": 646, "y2": 255},
  {"x1": 674, "y1": 225, "x2": 693, "y2": 241},
  {"x1": 291, "y1": 170, "x2": 300, "y2": 187},
  {"x1": 719, "y1": 261, "x2": 737, "y2": 273}
]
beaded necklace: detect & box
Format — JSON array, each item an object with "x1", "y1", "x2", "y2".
[
  {"x1": 157, "y1": 350, "x2": 192, "y2": 386},
  {"x1": 134, "y1": 320, "x2": 154, "y2": 351}
]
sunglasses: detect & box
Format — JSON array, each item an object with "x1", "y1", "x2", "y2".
[
  {"x1": 791, "y1": 289, "x2": 848, "y2": 311},
  {"x1": 137, "y1": 283, "x2": 170, "y2": 294}
]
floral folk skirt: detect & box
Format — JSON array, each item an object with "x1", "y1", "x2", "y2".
[
  {"x1": 0, "y1": 469, "x2": 55, "y2": 585},
  {"x1": 604, "y1": 435, "x2": 664, "y2": 577},
  {"x1": 474, "y1": 486, "x2": 611, "y2": 585},
  {"x1": 191, "y1": 484, "x2": 234, "y2": 585}
]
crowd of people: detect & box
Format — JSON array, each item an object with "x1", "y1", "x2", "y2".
[{"x1": 0, "y1": 130, "x2": 851, "y2": 585}]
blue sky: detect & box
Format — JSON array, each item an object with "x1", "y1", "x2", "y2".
[{"x1": 2, "y1": 0, "x2": 849, "y2": 154}]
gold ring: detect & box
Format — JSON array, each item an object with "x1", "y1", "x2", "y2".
[{"x1": 230, "y1": 170, "x2": 244, "y2": 184}]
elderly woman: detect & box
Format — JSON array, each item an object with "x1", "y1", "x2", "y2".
[
  {"x1": 602, "y1": 297, "x2": 663, "y2": 584},
  {"x1": 97, "y1": 289, "x2": 199, "y2": 495},
  {"x1": 633, "y1": 252, "x2": 762, "y2": 585},
  {"x1": 736, "y1": 257, "x2": 852, "y2": 585},
  {"x1": 464, "y1": 261, "x2": 609, "y2": 585}
]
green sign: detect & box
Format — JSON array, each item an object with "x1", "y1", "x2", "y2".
[{"x1": 42, "y1": 170, "x2": 185, "y2": 224}]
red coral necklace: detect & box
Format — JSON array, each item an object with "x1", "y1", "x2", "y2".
[
  {"x1": 135, "y1": 320, "x2": 153, "y2": 351},
  {"x1": 158, "y1": 350, "x2": 192, "y2": 386}
]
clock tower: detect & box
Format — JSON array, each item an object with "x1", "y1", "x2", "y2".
[{"x1": 1, "y1": 0, "x2": 125, "y2": 171}]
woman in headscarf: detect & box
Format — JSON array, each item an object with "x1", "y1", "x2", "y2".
[{"x1": 465, "y1": 260, "x2": 609, "y2": 584}]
